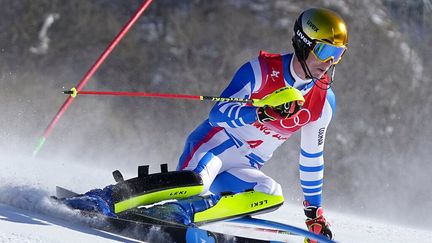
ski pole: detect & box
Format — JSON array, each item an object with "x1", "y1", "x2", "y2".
[
  {"x1": 62, "y1": 86, "x2": 305, "y2": 107},
  {"x1": 62, "y1": 88, "x2": 254, "y2": 104},
  {"x1": 33, "y1": 0, "x2": 154, "y2": 157}
]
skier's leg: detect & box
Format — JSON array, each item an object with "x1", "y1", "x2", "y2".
[
  {"x1": 141, "y1": 150, "x2": 225, "y2": 225},
  {"x1": 145, "y1": 150, "x2": 285, "y2": 225},
  {"x1": 141, "y1": 131, "x2": 240, "y2": 225},
  {"x1": 217, "y1": 166, "x2": 283, "y2": 196},
  {"x1": 188, "y1": 166, "x2": 284, "y2": 224},
  {"x1": 177, "y1": 125, "x2": 234, "y2": 194},
  {"x1": 181, "y1": 151, "x2": 223, "y2": 194}
]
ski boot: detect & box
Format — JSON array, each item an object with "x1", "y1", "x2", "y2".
[
  {"x1": 303, "y1": 201, "x2": 333, "y2": 243},
  {"x1": 62, "y1": 185, "x2": 116, "y2": 217},
  {"x1": 141, "y1": 194, "x2": 220, "y2": 226}
]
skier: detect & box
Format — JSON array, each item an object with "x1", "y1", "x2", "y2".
[{"x1": 63, "y1": 7, "x2": 347, "y2": 242}]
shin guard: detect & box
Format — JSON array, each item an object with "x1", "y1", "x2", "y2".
[
  {"x1": 111, "y1": 168, "x2": 204, "y2": 213},
  {"x1": 193, "y1": 190, "x2": 284, "y2": 225}
]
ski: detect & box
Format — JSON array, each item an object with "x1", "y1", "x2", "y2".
[
  {"x1": 56, "y1": 185, "x2": 80, "y2": 198},
  {"x1": 53, "y1": 186, "x2": 283, "y2": 243}
]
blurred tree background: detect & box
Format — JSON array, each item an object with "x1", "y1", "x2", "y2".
[{"x1": 1, "y1": 0, "x2": 431, "y2": 227}]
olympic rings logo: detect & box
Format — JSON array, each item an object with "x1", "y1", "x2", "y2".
[{"x1": 279, "y1": 108, "x2": 311, "y2": 128}]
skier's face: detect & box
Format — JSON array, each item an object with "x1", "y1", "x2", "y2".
[{"x1": 305, "y1": 52, "x2": 333, "y2": 79}]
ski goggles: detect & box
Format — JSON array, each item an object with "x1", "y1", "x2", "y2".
[{"x1": 311, "y1": 41, "x2": 347, "y2": 64}]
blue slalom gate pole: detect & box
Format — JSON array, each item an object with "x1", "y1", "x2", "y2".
[{"x1": 230, "y1": 217, "x2": 335, "y2": 243}]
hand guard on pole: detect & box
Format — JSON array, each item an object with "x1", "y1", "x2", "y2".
[
  {"x1": 303, "y1": 201, "x2": 333, "y2": 243},
  {"x1": 257, "y1": 100, "x2": 304, "y2": 123},
  {"x1": 252, "y1": 86, "x2": 305, "y2": 107}
]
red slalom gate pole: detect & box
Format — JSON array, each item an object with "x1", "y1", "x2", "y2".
[{"x1": 33, "y1": 0, "x2": 154, "y2": 156}]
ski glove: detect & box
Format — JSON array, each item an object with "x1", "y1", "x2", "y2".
[
  {"x1": 257, "y1": 100, "x2": 303, "y2": 123},
  {"x1": 303, "y1": 201, "x2": 333, "y2": 243}
]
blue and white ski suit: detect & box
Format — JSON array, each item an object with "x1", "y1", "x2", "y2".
[{"x1": 177, "y1": 52, "x2": 335, "y2": 207}]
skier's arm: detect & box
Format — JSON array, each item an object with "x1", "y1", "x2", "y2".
[
  {"x1": 298, "y1": 89, "x2": 336, "y2": 207},
  {"x1": 208, "y1": 62, "x2": 258, "y2": 128}
]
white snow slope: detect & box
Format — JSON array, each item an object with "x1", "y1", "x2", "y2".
[{"x1": 0, "y1": 156, "x2": 431, "y2": 243}]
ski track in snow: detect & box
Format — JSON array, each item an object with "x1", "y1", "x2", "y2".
[{"x1": 1, "y1": 156, "x2": 432, "y2": 242}]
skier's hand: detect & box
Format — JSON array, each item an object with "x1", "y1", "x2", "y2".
[
  {"x1": 303, "y1": 202, "x2": 333, "y2": 243},
  {"x1": 274, "y1": 100, "x2": 303, "y2": 118},
  {"x1": 257, "y1": 101, "x2": 303, "y2": 123}
]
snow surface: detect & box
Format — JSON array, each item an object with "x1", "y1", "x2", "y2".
[{"x1": 1, "y1": 156, "x2": 431, "y2": 243}]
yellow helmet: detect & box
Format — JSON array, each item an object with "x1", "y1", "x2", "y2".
[{"x1": 292, "y1": 8, "x2": 348, "y2": 64}]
